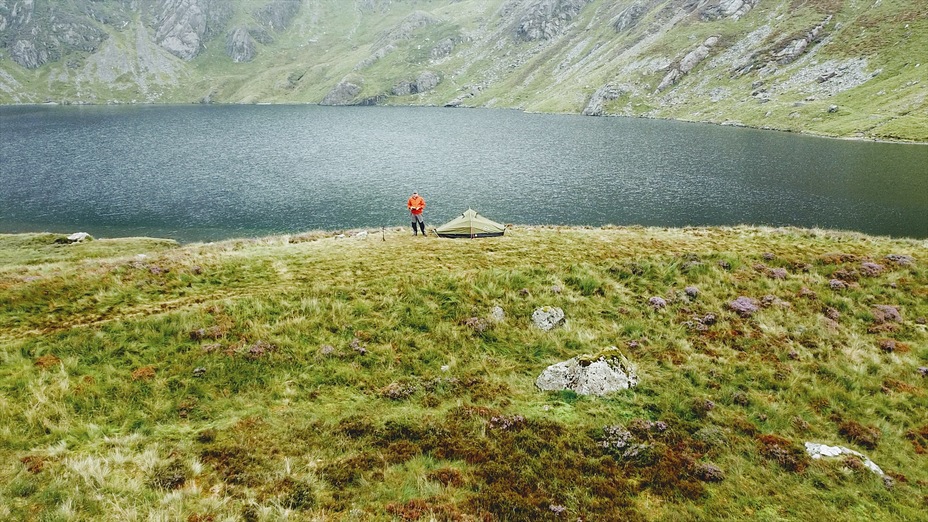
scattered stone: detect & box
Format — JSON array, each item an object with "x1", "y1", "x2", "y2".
[
  {"x1": 681, "y1": 260, "x2": 704, "y2": 272},
  {"x1": 878, "y1": 339, "x2": 896, "y2": 353},
  {"x1": 489, "y1": 306, "x2": 505, "y2": 323},
  {"x1": 246, "y1": 340, "x2": 276, "y2": 359},
  {"x1": 829, "y1": 279, "x2": 847, "y2": 290},
  {"x1": 729, "y1": 296, "x2": 760, "y2": 317},
  {"x1": 691, "y1": 398, "x2": 716, "y2": 417},
  {"x1": 699, "y1": 313, "x2": 717, "y2": 326},
  {"x1": 828, "y1": 104, "x2": 839, "y2": 113},
  {"x1": 872, "y1": 305, "x2": 902, "y2": 323},
  {"x1": 353, "y1": 231, "x2": 368, "y2": 239},
  {"x1": 488, "y1": 414, "x2": 525, "y2": 431},
  {"x1": 519, "y1": 288, "x2": 531, "y2": 297},
  {"x1": 884, "y1": 254, "x2": 914, "y2": 266},
  {"x1": 799, "y1": 287, "x2": 817, "y2": 299},
  {"x1": 532, "y1": 306, "x2": 565, "y2": 331},
  {"x1": 381, "y1": 382, "x2": 418, "y2": 400},
  {"x1": 320, "y1": 344, "x2": 336, "y2": 356},
  {"x1": 599, "y1": 425, "x2": 649, "y2": 459},
  {"x1": 917, "y1": 367, "x2": 928, "y2": 378},
  {"x1": 536, "y1": 347, "x2": 638, "y2": 396},
  {"x1": 463, "y1": 316, "x2": 490, "y2": 333},
  {"x1": 824, "y1": 307, "x2": 841, "y2": 321},
  {"x1": 193, "y1": 367, "x2": 206, "y2": 378},
  {"x1": 191, "y1": 265, "x2": 203, "y2": 275},
  {"x1": 350, "y1": 337, "x2": 367, "y2": 355},
  {"x1": 767, "y1": 267, "x2": 788, "y2": 279},
  {"x1": 648, "y1": 296, "x2": 667, "y2": 310},
  {"x1": 55, "y1": 232, "x2": 92, "y2": 244},
  {"x1": 550, "y1": 285, "x2": 562, "y2": 294},
  {"x1": 762, "y1": 252, "x2": 775, "y2": 260},
  {"x1": 190, "y1": 326, "x2": 225, "y2": 341},
  {"x1": 684, "y1": 286, "x2": 699, "y2": 298},
  {"x1": 917, "y1": 317, "x2": 927, "y2": 325},
  {"x1": 694, "y1": 463, "x2": 726, "y2": 482},
  {"x1": 804, "y1": 442, "x2": 884, "y2": 476},
  {"x1": 788, "y1": 349, "x2": 800, "y2": 360},
  {"x1": 860, "y1": 262, "x2": 884, "y2": 277},
  {"x1": 732, "y1": 391, "x2": 750, "y2": 406},
  {"x1": 718, "y1": 260, "x2": 732, "y2": 270}
]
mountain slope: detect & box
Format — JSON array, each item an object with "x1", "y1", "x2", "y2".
[{"x1": 1, "y1": 0, "x2": 926, "y2": 141}]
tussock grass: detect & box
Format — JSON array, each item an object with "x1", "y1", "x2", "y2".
[{"x1": 0, "y1": 227, "x2": 926, "y2": 520}]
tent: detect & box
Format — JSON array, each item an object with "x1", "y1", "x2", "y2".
[{"x1": 435, "y1": 208, "x2": 506, "y2": 238}]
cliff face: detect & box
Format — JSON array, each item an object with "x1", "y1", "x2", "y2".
[{"x1": 1, "y1": 0, "x2": 925, "y2": 141}]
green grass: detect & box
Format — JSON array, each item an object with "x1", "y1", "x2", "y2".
[{"x1": 0, "y1": 226, "x2": 926, "y2": 520}]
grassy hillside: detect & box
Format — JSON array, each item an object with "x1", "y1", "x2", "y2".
[
  {"x1": 1, "y1": 0, "x2": 925, "y2": 141},
  {"x1": 1, "y1": 227, "x2": 926, "y2": 520}
]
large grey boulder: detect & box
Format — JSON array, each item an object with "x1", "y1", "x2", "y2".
[
  {"x1": 516, "y1": 0, "x2": 591, "y2": 42},
  {"x1": 537, "y1": 348, "x2": 638, "y2": 396},
  {"x1": 532, "y1": 306, "x2": 565, "y2": 331}
]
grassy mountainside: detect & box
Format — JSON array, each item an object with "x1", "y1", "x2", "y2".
[
  {"x1": 1, "y1": 0, "x2": 926, "y2": 141},
  {"x1": 1, "y1": 227, "x2": 926, "y2": 520}
]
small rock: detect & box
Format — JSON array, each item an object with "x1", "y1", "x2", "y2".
[
  {"x1": 532, "y1": 306, "x2": 565, "y2": 331},
  {"x1": 550, "y1": 285, "x2": 562, "y2": 294},
  {"x1": 829, "y1": 279, "x2": 847, "y2": 290},
  {"x1": 489, "y1": 306, "x2": 505, "y2": 323},
  {"x1": 694, "y1": 463, "x2": 726, "y2": 482},
  {"x1": 648, "y1": 296, "x2": 667, "y2": 310},
  {"x1": 767, "y1": 267, "x2": 788, "y2": 279},
  {"x1": 699, "y1": 313, "x2": 717, "y2": 326},
  {"x1": 762, "y1": 252, "x2": 775, "y2": 260},
  {"x1": 799, "y1": 287, "x2": 817, "y2": 299},
  {"x1": 519, "y1": 288, "x2": 531, "y2": 297},
  {"x1": 718, "y1": 260, "x2": 732, "y2": 270},
  {"x1": 193, "y1": 367, "x2": 206, "y2": 378},
  {"x1": 684, "y1": 286, "x2": 699, "y2": 298},
  {"x1": 916, "y1": 317, "x2": 927, "y2": 325},
  {"x1": 729, "y1": 296, "x2": 760, "y2": 317},
  {"x1": 824, "y1": 307, "x2": 841, "y2": 321},
  {"x1": 353, "y1": 231, "x2": 368, "y2": 239},
  {"x1": 320, "y1": 344, "x2": 335, "y2": 356},
  {"x1": 860, "y1": 262, "x2": 884, "y2": 277},
  {"x1": 917, "y1": 367, "x2": 928, "y2": 377},
  {"x1": 884, "y1": 254, "x2": 913, "y2": 266},
  {"x1": 872, "y1": 305, "x2": 902, "y2": 323},
  {"x1": 828, "y1": 105, "x2": 838, "y2": 113},
  {"x1": 878, "y1": 339, "x2": 896, "y2": 353}
]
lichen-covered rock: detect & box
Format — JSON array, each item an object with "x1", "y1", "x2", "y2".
[
  {"x1": 155, "y1": 0, "x2": 232, "y2": 61},
  {"x1": 532, "y1": 306, "x2": 565, "y2": 331},
  {"x1": 489, "y1": 306, "x2": 506, "y2": 323},
  {"x1": 884, "y1": 254, "x2": 914, "y2": 266},
  {"x1": 860, "y1": 262, "x2": 884, "y2": 277},
  {"x1": 684, "y1": 286, "x2": 700, "y2": 298},
  {"x1": 536, "y1": 347, "x2": 638, "y2": 396},
  {"x1": 872, "y1": 305, "x2": 902, "y2": 323}
]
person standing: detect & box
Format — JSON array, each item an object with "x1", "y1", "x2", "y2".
[{"x1": 407, "y1": 191, "x2": 426, "y2": 236}]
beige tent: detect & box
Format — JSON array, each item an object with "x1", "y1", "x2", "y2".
[{"x1": 435, "y1": 208, "x2": 505, "y2": 238}]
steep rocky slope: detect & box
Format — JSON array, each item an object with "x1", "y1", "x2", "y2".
[{"x1": 1, "y1": 0, "x2": 925, "y2": 140}]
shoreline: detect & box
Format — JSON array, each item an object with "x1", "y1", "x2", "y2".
[{"x1": 3, "y1": 101, "x2": 926, "y2": 145}]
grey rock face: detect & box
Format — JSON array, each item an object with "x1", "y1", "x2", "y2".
[
  {"x1": 657, "y1": 36, "x2": 719, "y2": 92},
  {"x1": 613, "y1": 2, "x2": 648, "y2": 33},
  {"x1": 536, "y1": 348, "x2": 638, "y2": 396},
  {"x1": 4, "y1": 2, "x2": 108, "y2": 70},
  {"x1": 582, "y1": 84, "x2": 623, "y2": 116},
  {"x1": 154, "y1": 0, "x2": 231, "y2": 60},
  {"x1": 226, "y1": 26, "x2": 256, "y2": 63},
  {"x1": 322, "y1": 79, "x2": 362, "y2": 105},
  {"x1": 254, "y1": 0, "x2": 301, "y2": 32},
  {"x1": 774, "y1": 16, "x2": 831, "y2": 65},
  {"x1": 516, "y1": 0, "x2": 590, "y2": 42},
  {"x1": 532, "y1": 306, "x2": 565, "y2": 331}
]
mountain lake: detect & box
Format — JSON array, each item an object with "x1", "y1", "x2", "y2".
[{"x1": 1, "y1": 104, "x2": 926, "y2": 242}]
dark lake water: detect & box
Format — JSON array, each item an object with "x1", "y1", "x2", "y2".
[{"x1": 1, "y1": 104, "x2": 926, "y2": 242}]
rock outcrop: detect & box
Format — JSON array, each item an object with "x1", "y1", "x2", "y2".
[
  {"x1": 536, "y1": 348, "x2": 638, "y2": 396},
  {"x1": 254, "y1": 0, "x2": 301, "y2": 32},
  {"x1": 582, "y1": 84, "x2": 624, "y2": 116},
  {"x1": 226, "y1": 26, "x2": 256, "y2": 63},
  {"x1": 804, "y1": 442, "x2": 884, "y2": 476},
  {"x1": 700, "y1": 0, "x2": 759, "y2": 21},
  {"x1": 154, "y1": 0, "x2": 232, "y2": 60},
  {"x1": 657, "y1": 35, "x2": 719, "y2": 92},
  {"x1": 774, "y1": 16, "x2": 832, "y2": 65},
  {"x1": 392, "y1": 71, "x2": 441, "y2": 96},
  {"x1": 531, "y1": 306, "x2": 565, "y2": 331},
  {"x1": 322, "y1": 78, "x2": 362, "y2": 105},
  {"x1": 515, "y1": 0, "x2": 591, "y2": 42},
  {"x1": 2, "y1": 2, "x2": 108, "y2": 69}
]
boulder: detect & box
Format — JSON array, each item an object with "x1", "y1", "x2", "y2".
[
  {"x1": 536, "y1": 348, "x2": 638, "y2": 396},
  {"x1": 804, "y1": 442, "x2": 884, "y2": 476},
  {"x1": 489, "y1": 306, "x2": 506, "y2": 323},
  {"x1": 532, "y1": 306, "x2": 564, "y2": 331},
  {"x1": 516, "y1": 0, "x2": 591, "y2": 42}
]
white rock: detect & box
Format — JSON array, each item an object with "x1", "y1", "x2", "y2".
[
  {"x1": 536, "y1": 348, "x2": 638, "y2": 396},
  {"x1": 532, "y1": 306, "x2": 564, "y2": 331},
  {"x1": 489, "y1": 306, "x2": 505, "y2": 323},
  {"x1": 804, "y1": 442, "x2": 884, "y2": 476},
  {"x1": 67, "y1": 232, "x2": 90, "y2": 243}
]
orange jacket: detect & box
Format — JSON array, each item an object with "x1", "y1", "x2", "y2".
[{"x1": 407, "y1": 194, "x2": 426, "y2": 215}]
